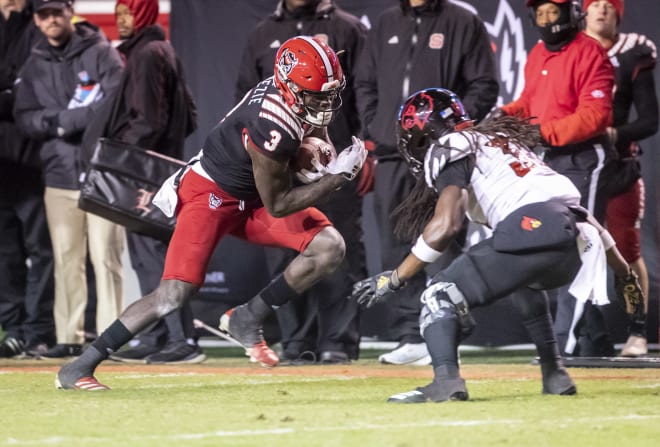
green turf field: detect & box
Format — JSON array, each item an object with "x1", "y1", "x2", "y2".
[{"x1": 1, "y1": 348, "x2": 659, "y2": 447}]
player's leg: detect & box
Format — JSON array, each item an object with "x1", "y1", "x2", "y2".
[
  {"x1": 607, "y1": 179, "x2": 648, "y2": 356},
  {"x1": 511, "y1": 289, "x2": 576, "y2": 395},
  {"x1": 56, "y1": 170, "x2": 233, "y2": 389},
  {"x1": 220, "y1": 207, "x2": 343, "y2": 366},
  {"x1": 389, "y1": 233, "x2": 581, "y2": 403}
]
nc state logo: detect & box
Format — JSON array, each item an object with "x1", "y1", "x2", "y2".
[
  {"x1": 277, "y1": 48, "x2": 298, "y2": 78},
  {"x1": 208, "y1": 193, "x2": 222, "y2": 210}
]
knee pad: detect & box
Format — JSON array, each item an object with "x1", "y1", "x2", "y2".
[{"x1": 419, "y1": 282, "x2": 476, "y2": 338}]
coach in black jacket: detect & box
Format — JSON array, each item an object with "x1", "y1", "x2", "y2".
[
  {"x1": 235, "y1": 0, "x2": 368, "y2": 364},
  {"x1": 14, "y1": 0, "x2": 125, "y2": 358},
  {"x1": 354, "y1": 0, "x2": 498, "y2": 365}
]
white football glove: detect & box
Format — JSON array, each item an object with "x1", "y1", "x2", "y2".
[{"x1": 326, "y1": 136, "x2": 368, "y2": 180}]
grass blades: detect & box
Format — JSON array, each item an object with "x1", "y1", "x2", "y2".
[{"x1": 1, "y1": 351, "x2": 659, "y2": 447}]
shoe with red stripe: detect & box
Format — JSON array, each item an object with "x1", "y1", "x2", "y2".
[
  {"x1": 56, "y1": 361, "x2": 111, "y2": 391},
  {"x1": 55, "y1": 375, "x2": 110, "y2": 391},
  {"x1": 246, "y1": 341, "x2": 280, "y2": 367},
  {"x1": 219, "y1": 306, "x2": 279, "y2": 367}
]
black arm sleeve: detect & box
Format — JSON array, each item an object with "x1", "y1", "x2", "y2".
[{"x1": 617, "y1": 68, "x2": 659, "y2": 147}]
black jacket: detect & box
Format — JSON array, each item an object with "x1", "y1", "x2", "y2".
[
  {"x1": 81, "y1": 24, "x2": 196, "y2": 165},
  {"x1": 355, "y1": 0, "x2": 498, "y2": 156},
  {"x1": 234, "y1": 0, "x2": 366, "y2": 148},
  {"x1": 0, "y1": 6, "x2": 41, "y2": 177},
  {"x1": 13, "y1": 21, "x2": 123, "y2": 189}
]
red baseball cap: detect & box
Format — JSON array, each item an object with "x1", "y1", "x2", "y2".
[{"x1": 583, "y1": 0, "x2": 624, "y2": 19}]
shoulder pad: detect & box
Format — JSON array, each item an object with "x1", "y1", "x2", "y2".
[{"x1": 423, "y1": 132, "x2": 473, "y2": 189}]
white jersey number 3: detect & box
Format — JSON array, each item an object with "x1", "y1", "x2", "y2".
[{"x1": 263, "y1": 130, "x2": 282, "y2": 152}]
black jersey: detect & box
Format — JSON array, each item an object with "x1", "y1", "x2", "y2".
[
  {"x1": 608, "y1": 33, "x2": 658, "y2": 157},
  {"x1": 201, "y1": 77, "x2": 306, "y2": 200}
]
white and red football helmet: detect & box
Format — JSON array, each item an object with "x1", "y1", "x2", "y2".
[{"x1": 274, "y1": 36, "x2": 345, "y2": 127}]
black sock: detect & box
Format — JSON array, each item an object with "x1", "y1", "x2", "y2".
[
  {"x1": 256, "y1": 274, "x2": 301, "y2": 308},
  {"x1": 422, "y1": 318, "x2": 460, "y2": 376},
  {"x1": 245, "y1": 295, "x2": 273, "y2": 321},
  {"x1": 91, "y1": 320, "x2": 134, "y2": 356},
  {"x1": 628, "y1": 315, "x2": 647, "y2": 338},
  {"x1": 524, "y1": 314, "x2": 562, "y2": 367}
]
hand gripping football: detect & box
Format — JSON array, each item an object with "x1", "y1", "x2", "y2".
[{"x1": 292, "y1": 136, "x2": 337, "y2": 183}]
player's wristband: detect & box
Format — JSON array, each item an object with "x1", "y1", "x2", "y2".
[{"x1": 411, "y1": 235, "x2": 443, "y2": 263}]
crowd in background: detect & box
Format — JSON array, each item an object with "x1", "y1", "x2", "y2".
[{"x1": 1, "y1": 0, "x2": 658, "y2": 365}]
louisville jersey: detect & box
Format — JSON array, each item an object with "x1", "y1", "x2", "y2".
[
  {"x1": 424, "y1": 130, "x2": 581, "y2": 228},
  {"x1": 201, "y1": 76, "x2": 306, "y2": 200}
]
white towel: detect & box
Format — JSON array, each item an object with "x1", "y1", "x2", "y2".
[
  {"x1": 563, "y1": 222, "x2": 610, "y2": 354},
  {"x1": 152, "y1": 149, "x2": 204, "y2": 218},
  {"x1": 569, "y1": 222, "x2": 609, "y2": 306}
]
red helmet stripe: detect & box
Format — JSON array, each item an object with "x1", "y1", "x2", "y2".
[{"x1": 298, "y1": 35, "x2": 334, "y2": 82}]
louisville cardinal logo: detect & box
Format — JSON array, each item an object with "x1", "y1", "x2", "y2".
[
  {"x1": 400, "y1": 91, "x2": 434, "y2": 131},
  {"x1": 521, "y1": 216, "x2": 542, "y2": 231}
]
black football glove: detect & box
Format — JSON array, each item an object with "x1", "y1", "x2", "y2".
[
  {"x1": 352, "y1": 270, "x2": 402, "y2": 308},
  {"x1": 614, "y1": 269, "x2": 646, "y2": 324}
]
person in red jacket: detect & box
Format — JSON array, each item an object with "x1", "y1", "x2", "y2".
[
  {"x1": 584, "y1": 0, "x2": 659, "y2": 357},
  {"x1": 501, "y1": 0, "x2": 616, "y2": 357}
]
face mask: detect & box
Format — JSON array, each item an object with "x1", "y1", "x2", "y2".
[{"x1": 534, "y1": 3, "x2": 576, "y2": 49}]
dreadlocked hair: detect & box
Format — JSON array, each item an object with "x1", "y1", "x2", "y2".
[
  {"x1": 474, "y1": 115, "x2": 542, "y2": 149},
  {"x1": 392, "y1": 175, "x2": 439, "y2": 243},
  {"x1": 391, "y1": 115, "x2": 540, "y2": 243}
]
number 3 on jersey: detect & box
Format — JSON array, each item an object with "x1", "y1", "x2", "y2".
[{"x1": 263, "y1": 130, "x2": 282, "y2": 152}]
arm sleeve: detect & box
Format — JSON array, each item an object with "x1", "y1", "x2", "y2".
[
  {"x1": 617, "y1": 68, "x2": 659, "y2": 146},
  {"x1": 540, "y1": 48, "x2": 614, "y2": 146},
  {"x1": 13, "y1": 69, "x2": 56, "y2": 139},
  {"x1": 458, "y1": 18, "x2": 499, "y2": 122},
  {"x1": 57, "y1": 44, "x2": 124, "y2": 136}
]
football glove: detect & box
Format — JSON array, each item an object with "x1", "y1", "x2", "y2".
[
  {"x1": 614, "y1": 269, "x2": 646, "y2": 324},
  {"x1": 352, "y1": 270, "x2": 402, "y2": 308},
  {"x1": 326, "y1": 136, "x2": 368, "y2": 180}
]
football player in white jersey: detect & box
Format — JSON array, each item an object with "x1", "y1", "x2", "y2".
[{"x1": 352, "y1": 88, "x2": 642, "y2": 403}]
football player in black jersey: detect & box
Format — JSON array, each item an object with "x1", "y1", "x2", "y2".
[
  {"x1": 56, "y1": 36, "x2": 367, "y2": 390},
  {"x1": 584, "y1": 0, "x2": 658, "y2": 357}
]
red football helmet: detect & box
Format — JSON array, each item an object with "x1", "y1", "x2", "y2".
[{"x1": 274, "y1": 36, "x2": 345, "y2": 127}]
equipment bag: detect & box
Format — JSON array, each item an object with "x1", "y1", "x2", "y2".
[{"x1": 79, "y1": 138, "x2": 186, "y2": 241}]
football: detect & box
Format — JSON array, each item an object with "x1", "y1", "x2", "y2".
[{"x1": 291, "y1": 136, "x2": 337, "y2": 182}]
